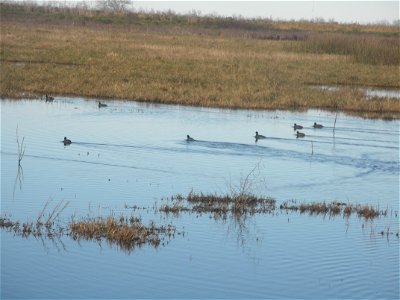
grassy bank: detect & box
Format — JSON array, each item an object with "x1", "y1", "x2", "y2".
[{"x1": 1, "y1": 2, "x2": 399, "y2": 119}]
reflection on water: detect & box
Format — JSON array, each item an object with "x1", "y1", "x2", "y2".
[
  {"x1": 1, "y1": 98, "x2": 399, "y2": 299},
  {"x1": 12, "y1": 164, "x2": 24, "y2": 200},
  {"x1": 311, "y1": 84, "x2": 400, "y2": 99},
  {"x1": 7, "y1": 194, "x2": 395, "y2": 257},
  {"x1": 12, "y1": 126, "x2": 26, "y2": 199}
]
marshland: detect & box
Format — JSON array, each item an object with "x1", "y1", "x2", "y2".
[
  {"x1": 1, "y1": 2, "x2": 399, "y2": 299},
  {"x1": 1, "y1": 2, "x2": 400, "y2": 118}
]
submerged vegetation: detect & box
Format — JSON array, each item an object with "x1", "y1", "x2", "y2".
[
  {"x1": 161, "y1": 192, "x2": 276, "y2": 219},
  {"x1": 0, "y1": 213, "x2": 177, "y2": 251},
  {"x1": 160, "y1": 193, "x2": 394, "y2": 222},
  {"x1": 1, "y1": 193, "x2": 398, "y2": 253},
  {"x1": 0, "y1": 214, "x2": 176, "y2": 252},
  {"x1": 279, "y1": 200, "x2": 387, "y2": 219},
  {"x1": 0, "y1": 199, "x2": 177, "y2": 252},
  {"x1": 158, "y1": 193, "x2": 399, "y2": 240},
  {"x1": 1, "y1": 2, "x2": 399, "y2": 119}
]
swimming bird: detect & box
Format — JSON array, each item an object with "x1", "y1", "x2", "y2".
[
  {"x1": 255, "y1": 131, "x2": 266, "y2": 141},
  {"x1": 296, "y1": 131, "x2": 305, "y2": 138},
  {"x1": 293, "y1": 123, "x2": 303, "y2": 130},
  {"x1": 98, "y1": 101, "x2": 108, "y2": 108},
  {"x1": 63, "y1": 137, "x2": 72, "y2": 145},
  {"x1": 45, "y1": 94, "x2": 54, "y2": 102},
  {"x1": 313, "y1": 122, "x2": 323, "y2": 129},
  {"x1": 186, "y1": 135, "x2": 195, "y2": 141}
]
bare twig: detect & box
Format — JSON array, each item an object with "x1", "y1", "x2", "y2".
[
  {"x1": 333, "y1": 111, "x2": 338, "y2": 137},
  {"x1": 50, "y1": 200, "x2": 70, "y2": 224},
  {"x1": 228, "y1": 162, "x2": 265, "y2": 198},
  {"x1": 46, "y1": 199, "x2": 69, "y2": 226},
  {"x1": 37, "y1": 198, "x2": 52, "y2": 224},
  {"x1": 16, "y1": 126, "x2": 26, "y2": 166}
]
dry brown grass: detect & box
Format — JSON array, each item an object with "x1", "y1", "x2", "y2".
[
  {"x1": 355, "y1": 204, "x2": 381, "y2": 220},
  {"x1": 291, "y1": 32, "x2": 400, "y2": 65},
  {"x1": 160, "y1": 192, "x2": 276, "y2": 220},
  {"x1": 1, "y1": 3, "x2": 399, "y2": 119},
  {"x1": 69, "y1": 216, "x2": 174, "y2": 250},
  {"x1": 280, "y1": 201, "x2": 385, "y2": 219},
  {"x1": 0, "y1": 198, "x2": 176, "y2": 252},
  {"x1": 0, "y1": 213, "x2": 176, "y2": 252},
  {"x1": 160, "y1": 193, "x2": 396, "y2": 226}
]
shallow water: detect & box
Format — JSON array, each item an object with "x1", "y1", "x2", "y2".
[
  {"x1": 1, "y1": 98, "x2": 399, "y2": 299},
  {"x1": 311, "y1": 84, "x2": 400, "y2": 100}
]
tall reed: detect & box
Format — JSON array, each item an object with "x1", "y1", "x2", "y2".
[{"x1": 291, "y1": 32, "x2": 400, "y2": 66}]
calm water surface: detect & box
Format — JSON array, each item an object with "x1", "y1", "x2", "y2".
[
  {"x1": 311, "y1": 84, "x2": 400, "y2": 99},
  {"x1": 1, "y1": 98, "x2": 399, "y2": 299}
]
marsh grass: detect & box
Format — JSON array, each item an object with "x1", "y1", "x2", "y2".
[
  {"x1": 1, "y1": 2, "x2": 399, "y2": 36},
  {"x1": 0, "y1": 195, "x2": 177, "y2": 252},
  {"x1": 160, "y1": 191, "x2": 276, "y2": 219},
  {"x1": 157, "y1": 193, "x2": 400, "y2": 241},
  {"x1": 69, "y1": 216, "x2": 174, "y2": 250},
  {"x1": 290, "y1": 33, "x2": 400, "y2": 66},
  {"x1": 161, "y1": 194, "x2": 390, "y2": 222},
  {"x1": 160, "y1": 191, "x2": 276, "y2": 246},
  {"x1": 1, "y1": 2, "x2": 399, "y2": 119},
  {"x1": 356, "y1": 204, "x2": 381, "y2": 219},
  {"x1": 159, "y1": 202, "x2": 189, "y2": 216},
  {"x1": 1, "y1": 195, "x2": 398, "y2": 250},
  {"x1": 0, "y1": 208, "x2": 176, "y2": 252},
  {"x1": 45, "y1": 199, "x2": 69, "y2": 227},
  {"x1": 280, "y1": 200, "x2": 385, "y2": 220}
]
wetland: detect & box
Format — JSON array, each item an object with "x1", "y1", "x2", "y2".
[
  {"x1": 1, "y1": 2, "x2": 399, "y2": 298},
  {"x1": 1, "y1": 98, "x2": 399, "y2": 299}
]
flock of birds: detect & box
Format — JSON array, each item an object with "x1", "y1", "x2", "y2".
[
  {"x1": 293, "y1": 122, "x2": 324, "y2": 138},
  {"x1": 46, "y1": 94, "x2": 108, "y2": 108},
  {"x1": 44, "y1": 96, "x2": 324, "y2": 146},
  {"x1": 45, "y1": 95, "x2": 108, "y2": 145},
  {"x1": 186, "y1": 122, "x2": 324, "y2": 143},
  {"x1": 62, "y1": 102, "x2": 109, "y2": 145}
]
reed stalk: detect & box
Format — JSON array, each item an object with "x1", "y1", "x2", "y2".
[{"x1": 16, "y1": 126, "x2": 25, "y2": 166}]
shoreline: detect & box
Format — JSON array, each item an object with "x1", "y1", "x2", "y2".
[
  {"x1": 2, "y1": 94, "x2": 399, "y2": 120},
  {"x1": 1, "y1": 2, "x2": 399, "y2": 120}
]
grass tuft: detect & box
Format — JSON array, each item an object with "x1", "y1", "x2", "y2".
[
  {"x1": 280, "y1": 200, "x2": 384, "y2": 219},
  {"x1": 69, "y1": 216, "x2": 173, "y2": 250},
  {"x1": 161, "y1": 191, "x2": 276, "y2": 219}
]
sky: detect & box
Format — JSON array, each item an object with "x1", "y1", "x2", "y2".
[
  {"x1": 132, "y1": 1, "x2": 399, "y2": 24},
  {"x1": 11, "y1": 1, "x2": 400, "y2": 24},
  {"x1": 133, "y1": 1, "x2": 399, "y2": 24}
]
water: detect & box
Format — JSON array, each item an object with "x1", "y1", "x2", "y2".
[
  {"x1": 311, "y1": 84, "x2": 400, "y2": 100},
  {"x1": 1, "y1": 98, "x2": 399, "y2": 299}
]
